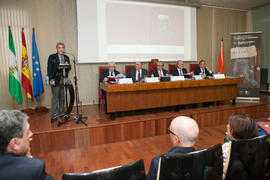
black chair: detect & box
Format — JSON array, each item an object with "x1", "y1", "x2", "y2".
[
  {"x1": 62, "y1": 159, "x2": 146, "y2": 180},
  {"x1": 158, "y1": 144, "x2": 223, "y2": 180},
  {"x1": 263, "y1": 134, "x2": 270, "y2": 179},
  {"x1": 225, "y1": 134, "x2": 270, "y2": 180}
]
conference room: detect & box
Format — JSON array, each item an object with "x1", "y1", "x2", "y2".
[{"x1": 0, "y1": 0, "x2": 270, "y2": 179}]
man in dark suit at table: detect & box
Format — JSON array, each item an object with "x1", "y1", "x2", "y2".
[
  {"x1": 126, "y1": 62, "x2": 148, "y2": 82},
  {"x1": 172, "y1": 60, "x2": 187, "y2": 76},
  {"x1": 147, "y1": 116, "x2": 199, "y2": 180},
  {"x1": 194, "y1": 60, "x2": 213, "y2": 77},
  {"x1": 0, "y1": 110, "x2": 53, "y2": 180},
  {"x1": 99, "y1": 62, "x2": 120, "y2": 82},
  {"x1": 151, "y1": 62, "x2": 169, "y2": 77}
]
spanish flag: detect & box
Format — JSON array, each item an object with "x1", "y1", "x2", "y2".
[
  {"x1": 21, "y1": 28, "x2": 34, "y2": 101},
  {"x1": 216, "y1": 38, "x2": 225, "y2": 74}
]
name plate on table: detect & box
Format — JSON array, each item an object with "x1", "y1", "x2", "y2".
[
  {"x1": 118, "y1": 78, "x2": 133, "y2": 84},
  {"x1": 145, "y1": 77, "x2": 159, "y2": 83},
  {"x1": 194, "y1": 75, "x2": 203, "y2": 80},
  {"x1": 213, "y1": 74, "x2": 225, "y2": 79},
  {"x1": 171, "y1": 76, "x2": 184, "y2": 81}
]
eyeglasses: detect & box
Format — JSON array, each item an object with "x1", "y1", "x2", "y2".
[{"x1": 167, "y1": 128, "x2": 178, "y2": 138}]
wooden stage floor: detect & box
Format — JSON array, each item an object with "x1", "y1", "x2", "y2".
[{"x1": 29, "y1": 95, "x2": 270, "y2": 154}]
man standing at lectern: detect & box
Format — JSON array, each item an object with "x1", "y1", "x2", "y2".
[
  {"x1": 47, "y1": 42, "x2": 70, "y2": 123},
  {"x1": 127, "y1": 62, "x2": 148, "y2": 82}
]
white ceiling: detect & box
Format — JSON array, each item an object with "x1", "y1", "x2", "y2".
[
  {"x1": 189, "y1": 0, "x2": 270, "y2": 10},
  {"x1": 127, "y1": 0, "x2": 270, "y2": 10}
]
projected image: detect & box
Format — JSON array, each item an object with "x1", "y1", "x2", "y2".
[
  {"x1": 106, "y1": 2, "x2": 185, "y2": 59},
  {"x1": 77, "y1": 0, "x2": 197, "y2": 63}
]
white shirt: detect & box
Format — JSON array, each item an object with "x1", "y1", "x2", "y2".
[
  {"x1": 109, "y1": 71, "x2": 115, "y2": 77},
  {"x1": 136, "y1": 69, "x2": 142, "y2": 81},
  {"x1": 158, "y1": 70, "x2": 164, "y2": 77},
  {"x1": 177, "y1": 68, "x2": 183, "y2": 76},
  {"x1": 200, "y1": 68, "x2": 205, "y2": 74}
]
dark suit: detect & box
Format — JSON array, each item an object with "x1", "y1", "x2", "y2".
[
  {"x1": 151, "y1": 69, "x2": 169, "y2": 77},
  {"x1": 146, "y1": 146, "x2": 195, "y2": 180},
  {"x1": 194, "y1": 67, "x2": 213, "y2": 76},
  {"x1": 0, "y1": 153, "x2": 53, "y2": 180},
  {"x1": 171, "y1": 68, "x2": 187, "y2": 76},
  {"x1": 47, "y1": 53, "x2": 70, "y2": 118},
  {"x1": 47, "y1": 53, "x2": 70, "y2": 86},
  {"x1": 126, "y1": 68, "x2": 148, "y2": 82},
  {"x1": 99, "y1": 69, "x2": 120, "y2": 82}
]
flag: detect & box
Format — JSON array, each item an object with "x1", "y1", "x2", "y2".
[
  {"x1": 9, "y1": 27, "x2": 23, "y2": 104},
  {"x1": 217, "y1": 38, "x2": 225, "y2": 74},
  {"x1": 32, "y1": 28, "x2": 44, "y2": 102},
  {"x1": 21, "y1": 28, "x2": 34, "y2": 101}
]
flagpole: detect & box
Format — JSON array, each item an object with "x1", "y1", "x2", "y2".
[
  {"x1": 32, "y1": 27, "x2": 48, "y2": 113},
  {"x1": 12, "y1": 98, "x2": 16, "y2": 109}
]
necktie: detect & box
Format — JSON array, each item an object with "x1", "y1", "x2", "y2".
[
  {"x1": 138, "y1": 70, "x2": 141, "y2": 81},
  {"x1": 111, "y1": 72, "x2": 113, "y2": 76},
  {"x1": 159, "y1": 71, "x2": 162, "y2": 77},
  {"x1": 61, "y1": 55, "x2": 64, "y2": 64}
]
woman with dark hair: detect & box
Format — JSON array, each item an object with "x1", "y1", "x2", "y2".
[{"x1": 222, "y1": 114, "x2": 258, "y2": 179}]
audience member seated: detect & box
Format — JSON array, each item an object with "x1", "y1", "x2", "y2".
[
  {"x1": 126, "y1": 62, "x2": 148, "y2": 82},
  {"x1": 99, "y1": 62, "x2": 120, "y2": 82},
  {"x1": 171, "y1": 60, "x2": 187, "y2": 76},
  {"x1": 222, "y1": 113, "x2": 258, "y2": 178},
  {"x1": 146, "y1": 116, "x2": 199, "y2": 180},
  {"x1": 194, "y1": 60, "x2": 213, "y2": 77},
  {"x1": 151, "y1": 62, "x2": 169, "y2": 77},
  {"x1": 0, "y1": 110, "x2": 53, "y2": 180}
]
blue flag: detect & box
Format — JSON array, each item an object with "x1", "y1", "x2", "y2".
[{"x1": 32, "y1": 29, "x2": 44, "y2": 102}]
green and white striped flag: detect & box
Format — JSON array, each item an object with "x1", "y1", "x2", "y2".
[{"x1": 9, "y1": 27, "x2": 23, "y2": 104}]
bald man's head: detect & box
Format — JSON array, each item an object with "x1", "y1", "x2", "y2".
[{"x1": 169, "y1": 116, "x2": 199, "y2": 147}]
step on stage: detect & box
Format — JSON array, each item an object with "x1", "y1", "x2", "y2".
[{"x1": 29, "y1": 98, "x2": 269, "y2": 154}]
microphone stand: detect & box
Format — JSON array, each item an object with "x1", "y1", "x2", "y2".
[{"x1": 57, "y1": 52, "x2": 88, "y2": 127}]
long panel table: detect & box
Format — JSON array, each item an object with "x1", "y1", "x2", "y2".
[{"x1": 100, "y1": 77, "x2": 243, "y2": 119}]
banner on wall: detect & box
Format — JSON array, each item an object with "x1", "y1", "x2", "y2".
[{"x1": 231, "y1": 32, "x2": 262, "y2": 100}]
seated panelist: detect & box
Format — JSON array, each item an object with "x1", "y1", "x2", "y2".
[
  {"x1": 99, "y1": 62, "x2": 120, "y2": 82},
  {"x1": 126, "y1": 62, "x2": 148, "y2": 82},
  {"x1": 151, "y1": 62, "x2": 169, "y2": 77},
  {"x1": 194, "y1": 60, "x2": 213, "y2": 77},
  {"x1": 172, "y1": 60, "x2": 187, "y2": 76}
]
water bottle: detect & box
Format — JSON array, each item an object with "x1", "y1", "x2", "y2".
[
  {"x1": 166, "y1": 73, "x2": 169, "y2": 77},
  {"x1": 45, "y1": 75, "x2": 49, "y2": 86},
  {"x1": 151, "y1": 73, "x2": 154, "y2": 77},
  {"x1": 123, "y1": 74, "x2": 126, "y2": 78}
]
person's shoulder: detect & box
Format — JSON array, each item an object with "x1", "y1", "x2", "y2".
[
  {"x1": 20, "y1": 156, "x2": 44, "y2": 165},
  {"x1": 9, "y1": 155, "x2": 45, "y2": 168},
  {"x1": 48, "y1": 53, "x2": 57, "y2": 60},
  {"x1": 49, "y1": 53, "x2": 57, "y2": 58},
  {"x1": 102, "y1": 69, "x2": 109, "y2": 73},
  {"x1": 64, "y1": 54, "x2": 70, "y2": 59},
  {"x1": 115, "y1": 70, "x2": 120, "y2": 74}
]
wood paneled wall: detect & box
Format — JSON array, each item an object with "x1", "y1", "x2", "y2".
[{"x1": 30, "y1": 103, "x2": 267, "y2": 154}]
